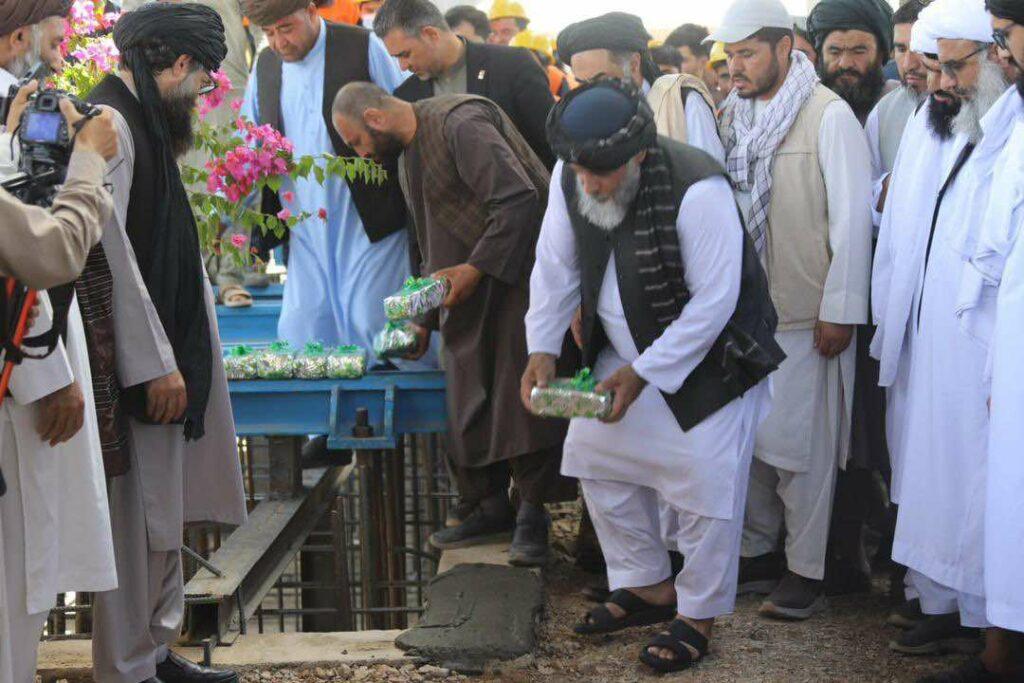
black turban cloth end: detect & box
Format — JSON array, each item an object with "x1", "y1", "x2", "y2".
[
  {"x1": 546, "y1": 79, "x2": 657, "y2": 173},
  {"x1": 806, "y1": 0, "x2": 895, "y2": 58}
]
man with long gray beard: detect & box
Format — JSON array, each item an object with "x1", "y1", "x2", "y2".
[
  {"x1": 523, "y1": 80, "x2": 780, "y2": 674},
  {"x1": 884, "y1": 0, "x2": 1010, "y2": 662},
  {"x1": 871, "y1": 3, "x2": 985, "y2": 654},
  {"x1": 86, "y1": 4, "x2": 247, "y2": 683}
]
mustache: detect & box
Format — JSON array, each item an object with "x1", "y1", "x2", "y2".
[{"x1": 830, "y1": 67, "x2": 866, "y2": 80}]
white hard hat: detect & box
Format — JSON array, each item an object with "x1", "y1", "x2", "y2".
[{"x1": 705, "y1": 0, "x2": 794, "y2": 45}]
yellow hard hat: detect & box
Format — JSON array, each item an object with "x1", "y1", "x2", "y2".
[
  {"x1": 510, "y1": 29, "x2": 552, "y2": 58},
  {"x1": 489, "y1": 0, "x2": 528, "y2": 22},
  {"x1": 709, "y1": 41, "x2": 727, "y2": 66}
]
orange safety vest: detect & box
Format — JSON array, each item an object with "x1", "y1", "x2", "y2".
[{"x1": 318, "y1": 0, "x2": 360, "y2": 25}]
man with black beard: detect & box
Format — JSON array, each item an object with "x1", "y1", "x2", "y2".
[
  {"x1": 807, "y1": 0, "x2": 906, "y2": 597},
  {"x1": 808, "y1": 0, "x2": 897, "y2": 124},
  {"x1": 86, "y1": 4, "x2": 248, "y2": 683}
]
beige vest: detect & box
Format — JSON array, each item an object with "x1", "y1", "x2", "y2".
[
  {"x1": 765, "y1": 84, "x2": 840, "y2": 331},
  {"x1": 646, "y1": 73, "x2": 717, "y2": 145}
]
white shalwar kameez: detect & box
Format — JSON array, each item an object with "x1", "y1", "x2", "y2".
[
  {"x1": 526, "y1": 164, "x2": 769, "y2": 618},
  {"x1": 738, "y1": 99, "x2": 873, "y2": 581},
  {"x1": 240, "y1": 23, "x2": 411, "y2": 352},
  {"x1": 871, "y1": 100, "x2": 965, "y2": 504},
  {"x1": 0, "y1": 295, "x2": 116, "y2": 683},
  {"x1": 956, "y1": 88, "x2": 1024, "y2": 632},
  {"x1": 891, "y1": 96, "x2": 1009, "y2": 626}
]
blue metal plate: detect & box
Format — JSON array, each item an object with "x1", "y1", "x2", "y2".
[{"x1": 229, "y1": 371, "x2": 447, "y2": 450}]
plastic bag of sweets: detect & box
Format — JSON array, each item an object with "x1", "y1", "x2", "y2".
[
  {"x1": 326, "y1": 345, "x2": 367, "y2": 379},
  {"x1": 295, "y1": 341, "x2": 330, "y2": 379},
  {"x1": 373, "y1": 321, "x2": 418, "y2": 359},
  {"x1": 255, "y1": 341, "x2": 297, "y2": 380},
  {"x1": 529, "y1": 368, "x2": 613, "y2": 419},
  {"x1": 224, "y1": 345, "x2": 259, "y2": 380},
  {"x1": 383, "y1": 276, "x2": 450, "y2": 322}
]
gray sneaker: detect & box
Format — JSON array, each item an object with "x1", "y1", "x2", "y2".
[
  {"x1": 889, "y1": 612, "x2": 983, "y2": 655},
  {"x1": 759, "y1": 572, "x2": 827, "y2": 620}
]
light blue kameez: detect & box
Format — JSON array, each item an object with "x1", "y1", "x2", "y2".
[{"x1": 241, "y1": 22, "x2": 410, "y2": 353}]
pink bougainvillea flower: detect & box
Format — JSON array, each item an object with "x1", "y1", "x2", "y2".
[
  {"x1": 276, "y1": 208, "x2": 292, "y2": 221},
  {"x1": 318, "y1": 208, "x2": 328, "y2": 221},
  {"x1": 230, "y1": 234, "x2": 249, "y2": 248},
  {"x1": 282, "y1": 191, "x2": 295, "y2": 203}
]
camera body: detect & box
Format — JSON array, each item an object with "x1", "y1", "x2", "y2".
[{"x1": 4, "y1": 88, "x2": 100, "y2": 206}]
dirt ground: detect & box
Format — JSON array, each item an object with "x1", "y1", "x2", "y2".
[{"x1": 245, "y1": 505, "x2": 972, "y2": 683}]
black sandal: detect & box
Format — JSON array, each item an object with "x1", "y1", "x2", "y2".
[
  {"x1": 573, "y1": 589, "x2": 676, "y2": 635},
  {"x1": 638, "y1": 618, "x2": 709, "y2": 673}
]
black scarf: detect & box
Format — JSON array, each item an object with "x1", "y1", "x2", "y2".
[
  {"x1": 633, "y1": 146, "x2": 688, "y2": 326},
  {"x1": 112, "y1": 3, "x2": 227, "y2": 440}
]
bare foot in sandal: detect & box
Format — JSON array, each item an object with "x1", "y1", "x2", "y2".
[
  {"x1": 641, "y1": 616, "x2": 714, "y2": 673},
  {"x1": 574, "y1": 580, "x2": 676, "y2": 635}
]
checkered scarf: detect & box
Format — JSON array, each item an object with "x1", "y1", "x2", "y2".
[{"x1": 720, "y1": 50, "x2": 819, "y2": 255}]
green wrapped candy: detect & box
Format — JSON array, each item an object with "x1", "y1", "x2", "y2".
[
  {"x1": 373, "y1": 321, "x2": 418, "y2": 359},
  {"x1": 256, "y1": 341, "x2": 296, "y2": 380},
  {"x1": 224, "y1": 345, "x2": 259, "y2": 380},
  {"x1": 529, "y1": 368, "x2": 613, "y2": 419},
  {"x1": 327, "y1": 345, "x2": 367, "y2": 379},
  {"x1": 383, "y1": 276, "x2": 449, "y2": 321},
  {"x1": 296, "y1": 341, "x2": 330, "y2": 379}
]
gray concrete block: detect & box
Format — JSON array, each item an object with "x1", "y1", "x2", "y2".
[{"x1": 395, "y1": 563, "x2": 543, "y2": 670}]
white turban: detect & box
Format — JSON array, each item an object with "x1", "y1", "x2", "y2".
[
  {"x1": 920, "y1": 0, "x2": 993, "y2": 44},
  {"x1": 910, "y1": 6, "x2": 938, "y2": 54}
]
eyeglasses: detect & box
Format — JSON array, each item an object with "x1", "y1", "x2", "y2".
[
  {"x1": 938, "y1": 45, "x2": 986, "y2": 78},
  {"x1": 993, "y1": 23, "x2": 1018, "y2": 52},
  {"x1": 197, "y1": 71, "x2": 217, "y2": 96}
]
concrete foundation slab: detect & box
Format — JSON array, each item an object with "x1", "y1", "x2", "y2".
[{"x1": 394, "y1": 563, "x2": 543, "y2": 671}]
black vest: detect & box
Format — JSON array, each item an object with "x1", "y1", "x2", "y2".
[
  {"x1": 255, "y1": 22, "x2": 406, "y2": 243},
  {"x1": 565, "y1": 138, "x2": 785, "y2": 431}
]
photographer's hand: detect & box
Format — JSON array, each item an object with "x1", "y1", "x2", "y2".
[
  {"x1": 36, "y1": 381, "x2": 85, "y2": 446},
  {"x1": 5, "y1": 80, "x2": 38, "y2": 132},
  {"x1": 63, "y1": 100, "x2": 118, "y2": 161}
]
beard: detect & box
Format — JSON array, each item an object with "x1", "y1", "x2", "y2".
[
  {"x1": 162, "y1": 74, "x2": 200, "y2": 160},
  {"x1": 822, "y1": 61, "x2": 885, "y2": 122},
  {"x1": 736, "y1": 56, "x2": 781, "y2": 100},
  {"x1": 367, "y1": 127, "x2": 404, "y2": 162},
  {"x1": 6, "y1": 26, "x2": 41, "y2": 79},
  {"x1": 575, "y1": 161, "x2": 642, "y2": 231},
  {"x1": 952, "y1": 59, "x2": 1010, "y2": 143},
  {"x1": 928, "y1": 93, "x2": 962, "y2": 140}
]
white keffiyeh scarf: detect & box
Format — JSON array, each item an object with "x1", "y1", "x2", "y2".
[{"x1": 719, "y1": 50, "x2": 819, "y2": 254}]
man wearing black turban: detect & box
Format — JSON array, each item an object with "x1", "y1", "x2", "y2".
[
  {"x1": 0, "y1": 0, "x2": 71, "y2": 106},
  {"x1": 525, "y1": 80, "x2": 782, "y2": 674},
  {"x1": 85, "y1": 5, "x2": 246, "y2": 683},
  {"x1": 808, "y1": 0, "x2": 896, "y2": 122}
]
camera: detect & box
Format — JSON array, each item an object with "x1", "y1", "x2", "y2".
[{"x1": 3, "y1": 86, "x2": 100, "y2": 207}]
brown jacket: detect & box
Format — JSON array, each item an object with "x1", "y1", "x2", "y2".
[{"x1": 399, "y1": 97, "x2": 567, "y2": 467}]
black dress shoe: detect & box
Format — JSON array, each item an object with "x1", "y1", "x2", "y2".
[
  {"x1": 508, "y1": 502, "x2": 551, "y2": 567},
  {"x1": 889, "y1": 612, "x2": 983, "y2": 656},
  {"x1": 156, "y1": 652, "x2": 238, "y2": 683},
  {"x1": 429, "y1": 506, "x2": 514, "y2": 550}
]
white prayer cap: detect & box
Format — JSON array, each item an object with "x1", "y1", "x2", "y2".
[
  {"x1": 910, "y1": 6, "x2": 938, "y2": 54},
  {"x1": 705, "y1": 0, "x2": 794, "y2": 45},
  {"x1": 921, "y1": 0, "x2": 993, "y2": 44}
]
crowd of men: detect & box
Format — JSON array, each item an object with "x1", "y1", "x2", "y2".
[{"x1": 1, "y1": 0, "x2": 1024, "y2": 680}]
